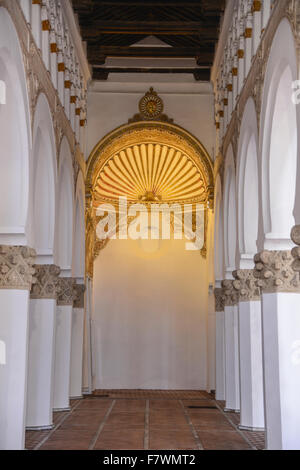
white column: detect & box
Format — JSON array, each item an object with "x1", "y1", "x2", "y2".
[
  {"x1": 233, "y1": 270, "x2": 265, "y2": 431},
  {"x1": 31, "y1": 0, "x2": 41, "y2": 49},
  {"x1": 255, "y1": 244, "x2": 300, "y2": 450},
  {"x1": 26, "y1": 265, "x2": 60, "y2": 430},
  {"x1": 69, "y1": 282, "x2": 86, "y2": 399},
  {"x1": 224, "y1": 306, "x2": 240, "y2": 411},
  {"x1": 244, "y1": 13, "x2": 253, "y2": 77},
  {"x1": 214, "y1": 288, "x2": 226, "y2": 401},
  {"x1": 19, "y1": 0, "x2": 31, "y2": 23},
  {"x1": 49, "y1": 15, "x2": 58, "y2": 89},
  {"x1": 41, "y1": 5, "x2": 50, "y2": 70},
  {"x1": 53, "y1": 277, "x2": 75, "y2": 411},
  {"x1": 238, "y1": 19, "x2": 245, "y2": 94},
  {"x1": 252, "y1": 0, "x2": 262, "y2": 54},
  {"x1": 82, "y1": 276, "x2": 93, "y2": 395},
  {"x1": 0, "y1": 246, "x2": 35, "y2": 450},
  {"x1": 57, "y1": 51, "x2": 65, "y2": 105},
  {"x1": 262, "y1": 0, "x2": 271, "y2": 31},
  {"x1": 222, "y1": 280, "x2": 240, "y2": 412}
]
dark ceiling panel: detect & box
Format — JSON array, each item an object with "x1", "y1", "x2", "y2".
[{"x1": 72, "y1": 0, "x2": 225, "y2": 80}]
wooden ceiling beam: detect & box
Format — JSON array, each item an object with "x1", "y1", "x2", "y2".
[
  {"x1": 88, "y1": 46, "x2": 214, "y2": 61},
  {"x1": 92, "y1": 67, "x2": 211, "y2": 81},
  {"x1": 80, "y1": 25, "x2": 219, "y2": 37},
  {"x1": 78, "y1": 20, "x2": 220, "y2": 30},
  {"x1": 75, "y1": 1, "x2": 222, "y2": 8}
]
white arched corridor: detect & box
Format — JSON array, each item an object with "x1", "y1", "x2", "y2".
[{"x1": 1, "y1": 0, "x2": 300, "y2": 452}]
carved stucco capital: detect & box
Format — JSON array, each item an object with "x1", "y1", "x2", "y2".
[
  {"x1": 30, "y1": 265, "x2": 61, "y2": 299},
  {"x1": 57, "y1": 277, "x2": 76, "y2": 306},
  {"x1": 0, "y1": 245, "x2": 36, "y2": 290},
  {"x1": 214, "y1": 287, "x2": 225, "y2": 312},
  {"x1": 254, "y1": 250, "x2": 300, "y2": 294},
  {"x1": 221, "y1": 279, "x2": 239, "y2": 307},
  {"x1": 232, "y1": 269, "x2": 261, "y2": 302},
  {"x1": 73, "y1": 283, "x2": 86, "y2": 309},
  {"x1": 291, "y1": 225, "x2": 300, "y2": 273}
]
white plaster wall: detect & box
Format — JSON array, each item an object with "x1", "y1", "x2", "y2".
[
  {"x1": 87, "y1": 80, "x2": 215, "y2": 161},
  {"x1": 92, "y1": 238, "x2": 209, "y2": 390}
]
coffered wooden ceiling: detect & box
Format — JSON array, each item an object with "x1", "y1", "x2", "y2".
[{"x1": 72, "y1": 0, "x2": 225, "y2": 81}]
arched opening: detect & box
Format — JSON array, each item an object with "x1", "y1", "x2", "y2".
[
  {"x1": 0, "y1": 79, "x2": 5, "y2": 104},
  {"x1": 31, "y1": 94, "x2": 56, "y2": 260},
  {"x1": 73, "y1": 172, "x2": 86, "y2": 279},
  {"x1": 55, "y1": 137, "x2": 74, "y2": 271},
  {"x1": 214, "y1": 174, "x2": 224, "y2": 281},
  {"x1": 261, "y1": 19, "x2": 298, "y2": 249},
  {"x1": 0, "y1": 8, "x2": 31, "y2": 245},
  {"x1": 237, "y1": 99, "x2": 259, "y2": 267},
  {"x1": 86, "y1": 121, "x2": 214, "y2": 390},
  {"x1": 224, "y1": 145, "x2": 237, "y2": 274}
]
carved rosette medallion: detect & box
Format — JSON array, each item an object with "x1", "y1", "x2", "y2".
[
  {"x1": 73, "y1": 284, "x2": 86, "y2": 309},
  {"x1": 232, "y1": 269, "x2": 261, "y2": 302},
  {"x1": 221, "y1": 279, "x2": 239, "y2": 307},
  {"x1": 139, "y1": 88, "x2": 164, "y2": 120},
  {"x1": 30, "y1": 265, "x2": 61, "y2": 299},
  {"x1": 0, "y1": 246, "x2": 36, "y2": 290},
  {"x1": 57, "y1": 278, "x2": 76, "y2": 306},
  {"x1": 254, "y1": 250, "x2": 300, "y2": 294},
  {"x1": 128, "y1": 88, "x2": 174, "y2": 123},
  {"x1": 214, "y1": 288, "x2": 225, "y2": 312}
]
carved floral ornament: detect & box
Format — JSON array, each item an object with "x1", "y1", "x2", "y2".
[
  {"x1": 254, "y1": 250, "x2": 300, "y2": 294},
  {"x1": 73, "y1": 283, "x2": 86, "y2": 309},
  {"x1": 291, "y1": 225, "x2": 300, "y2": 272},
  {"x1": 30, "y1": 264, "x2": 61, "y2": 299},
  {"x1": 221, "y1": 279, "x2": 239, "y2": 307},
  {"x1": 57, "y1": 277, "x2": 77, "y2": 306},
  {"x1": 0, "y1": 246, "x2": 36, "y2": 290},
  {"x1": 214, "y1": 288, "x2": 225, "y2": 312},
  {"x1": 232, "y1": 269, "x2": 261, "y2": 302}
]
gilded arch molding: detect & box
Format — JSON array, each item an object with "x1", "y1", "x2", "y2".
[
  {"x1": 86, "y1": 121, "x2": 214, "y2": 203},
  {"x1": 85, "y1": 121, "x2": 214, "y2": 278}
]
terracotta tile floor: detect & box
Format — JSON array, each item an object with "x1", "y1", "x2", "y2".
[{"x1": 25, "y1": 391, "x2": 265, "y2": 451}]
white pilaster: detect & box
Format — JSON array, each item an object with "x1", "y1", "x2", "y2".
[
  {"x1": 0, "y1": 246, "x2": 35, "y2": 450},
  {"x1": 31, "y1": 0, "x2": 41, "y2": 50},
  {"x1": 82, "y1": 276, "x2": 93, "y2": 395},
  {"x1": 69, "y1": 282, "x2": 85, "y2": 399},
  {"x1": 215, "y1": 288, "x2": 226, "y2": 401},
  {"x1": 238, "y1": 300, "x2": 265, "y2": 430},
  {"x1": 255, "y1": 245, "x2": 300, "y2": 450},
  {"x1": 233, "y1": 269, "x2": 265, "y2": 430},
  {"x1": 53, "y1": 277, "x2": 75, "y2": 411},
  {"x1": 26, "y1": 264, "x2": 60, "y2": 430},
  {"x1": 224, "y1": 305, "x2": 240, "y2": 412}
]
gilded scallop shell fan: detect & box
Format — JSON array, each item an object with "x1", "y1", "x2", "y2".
[{"x1": 94, "y1": 143, "x2": 207, "y2": 205}]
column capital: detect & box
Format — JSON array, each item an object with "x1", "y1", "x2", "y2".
[
  {"x1": 254, "y1": 250, "x2": 300, "y2": 294},
  {"x1": 232, "y1": 269, "x2": 261, "y2": 302},
  {"x1": 214, "y1": 287, "x2": 225, "y2": 312},
  {"x1": 57, "y1": 277, "x2": 76, "y2": 306},
  {"x1": 73, "y1": 283, "x2": 86, "y2": 309},
  {"x1": 30, "y1": 264, "x2": 61, "y2": 299},
  {"x1": 221, "y1": 279, "x2": 239, "y2": 307},
  {"x1": 291, "y1": 225, "x2": 300, "y2": 273},
  {"x1": 0, "y1": 246, "x2": 36, "y2": 290}
]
